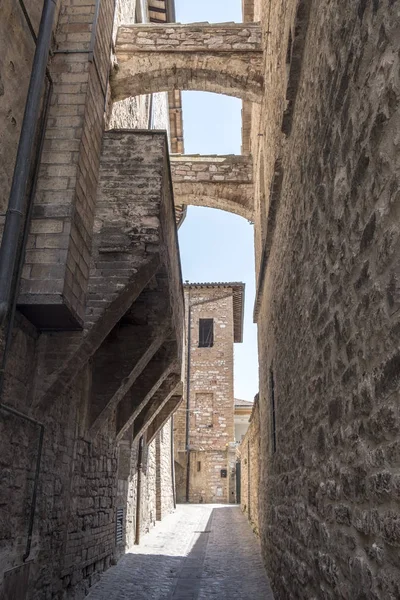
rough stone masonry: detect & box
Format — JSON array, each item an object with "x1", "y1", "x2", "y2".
[
  {"x1": 0, "y1": 0, "x2": 400, "y2": 599},
  {"x1": 174, "y1": 283, "x2": 244, "y2": 505},
  {"x1": 0, "y1": 2, "x2": 183, "y2": 599}
]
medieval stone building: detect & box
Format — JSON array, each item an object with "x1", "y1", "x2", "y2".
[
  {"x1": 0, "y1": 0, "x2": 399, "y2": 598},
  {"x1": 174, "y1": 282, "x2": 244, "y2": 504}
]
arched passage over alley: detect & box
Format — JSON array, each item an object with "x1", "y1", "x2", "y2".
[
  {"x1": 171, "y1": 154, "x2": 254, "y2": 221},
  {"x1": 112, "y1": 23, "x2": 264, "y2": 103}
]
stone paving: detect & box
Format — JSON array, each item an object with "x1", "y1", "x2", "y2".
[{"x1": 86, "y1": 504, "x2": 274, "y2": 599}]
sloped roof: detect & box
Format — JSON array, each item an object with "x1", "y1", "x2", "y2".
[
  {"x1": 234, "y1": 398, "x2": 254, "y2": 407},
  {"x1": 184, "y1": 282, "x2": 245, "y2": 343}
]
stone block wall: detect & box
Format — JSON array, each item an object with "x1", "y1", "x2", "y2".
[
  {"x1": 0, "y1": 7, "x2": 181, "y2": 598},
  {"x1": 17, "y1": 0, "x2": 117, "y2": 328},
  {"x1": 252, "y1": 0, "x2": 400, "y2": 598},
  {"x1": 238, "y1": 396, "x2": 260, "y2": 534},
  {"x1": 156, "y1": 423, "x2": 175, "y2": 521},
  {"x1": 0, "y1": 315, "x2": 177, "y2": 599},
  {"x1": 174, "y1": 285, "x2": 239, "y2": 504},
  {"x1": 188, "y1": 449, "x2": 231, "y2": 504},
  {"x1": 116, "y1": 23, "x2": 262, "y2": 53},
  {"x1": 170, "y1": 155, "x2": 252, "y2": 183},
  {"x1": 113, "y1": 23, "x2": 263, "y2": 102}
]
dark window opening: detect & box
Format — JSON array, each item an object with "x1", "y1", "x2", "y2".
[
  {"x1": 197, "y1": 461, "x2": 201, "y2": 472},
  {"x1": 220, "y1": 469, "x2": 227, "y2": 478},
  {"x1": 270, "y1": 368, "x2": 277, "y2": 454},
  {"x1": 199, "y1": 318, "x2": 214, "y2": 348}
]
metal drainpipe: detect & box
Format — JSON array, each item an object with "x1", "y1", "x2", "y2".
[
  {"x1": 170, "y1": 415, "x2": 176, "y2": 509},
  {"x1": 185, "y1": 294, "x2": 191, "y2": 503},
  {"x1": 165, "y1": 0, "x2": 176, "y2": 22},
  {"x1": 134, "y1": 436, "x2": 144, "y2": 545},
  {"x1": 0, "y1": 0, "x2": 57, "y2": 324}
]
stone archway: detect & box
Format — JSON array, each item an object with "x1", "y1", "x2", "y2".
[
  {"x1": 171, "y1": 154, "x2": 254, "y2": 221},
  {"x1": 112, "y1": 23, "x2": 264, "y2": 103}
]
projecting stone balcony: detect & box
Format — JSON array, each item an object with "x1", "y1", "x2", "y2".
[
  {"x1": 33, "y1": 131, "x2": 184, "y2": 441},
  {"x1": 112, "y1": 22, "x2": 264, "y2": 102},
  {"x1": 170, "y1": 154, "x2": 254, "y2": 221}
]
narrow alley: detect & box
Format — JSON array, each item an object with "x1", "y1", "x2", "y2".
[{"x1": 86, "y1": 505, "x2": 274, "y2": 600}]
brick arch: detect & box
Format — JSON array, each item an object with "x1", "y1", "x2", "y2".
[{"x1": 112, "y1": 23, "x2": 264, "y2": 103}]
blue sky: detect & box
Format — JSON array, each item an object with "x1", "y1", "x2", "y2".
[{"x1": 175, "y1": 0, "x2": 259, "y2": 401}]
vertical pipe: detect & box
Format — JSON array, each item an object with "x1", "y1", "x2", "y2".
[
  {"x1": 0, "y1": 0, "x2": 57, "y2": 323},
  {"x1": 171, "y1": 416, "x2": 176, "y2": 509},
  {"x1": 134, "y1": 436, "x2": 144, "y2": 545}
]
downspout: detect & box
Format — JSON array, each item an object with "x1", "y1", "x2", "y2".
[
  {"x1": 134, "y1": 436, "x2": 144, "y2": 545},
  {"x1": 185, "y1": 294, "x2": 191, "y2": 503},
  {"x1": 0, "y1": 0, "x2": 57, "y2": 324},
  {"x1": 165, "y1": 0, "x2": 176, "y2": 22},
  {"x1": 171, "y1": 416, "x2": 176, "y2": 509}
]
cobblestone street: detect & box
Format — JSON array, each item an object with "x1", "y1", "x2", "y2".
[{"x1": 87, "y1": 505, "x2": 274, "y2": 599}]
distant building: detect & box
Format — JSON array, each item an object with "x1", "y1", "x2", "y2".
[
  {"x1": 234, "y1": 398, "x2": 253, "y2": 443},
  {"x1": 174, "y1": 282, "x2": 246, "y2": 504}
]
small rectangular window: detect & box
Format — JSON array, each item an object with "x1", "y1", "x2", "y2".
[
  {"x1": 116, "y1": 507, "x2": 124, "y2": 544},
  {"x1": 270, "y1": 369, "x2": 277, "y2": 454},
  {"x1": 197, "y1": 461, "x2": 201, "y2": 472},
  {"x1": 199, "y1": 318, "x2": 214, "y2": 347}
]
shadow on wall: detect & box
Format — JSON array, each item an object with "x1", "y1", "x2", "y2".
[{"x1": 86, "y1": 506, "x2": 274, "y2": 600}]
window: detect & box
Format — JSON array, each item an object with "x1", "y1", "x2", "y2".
[
  {"x1": 198, "y1": 318, "x2": 214, "y2": 347},
  {"x1": 116, "y1": 507, "x2": 124, "y2": 544},
  {"x1": 270, "y1": 369, "x2": 277, "y2": 454},
  {"x1": 197, "y1": 461, "x2": 201, "y2": 472}
]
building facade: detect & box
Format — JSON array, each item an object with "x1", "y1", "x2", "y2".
[
  {"x1": 0, "y1": 1, "x2": 185, "y2": 598},
  {"x1": 0, "y1": 0, "x2": 399, "y2": 598},
  {"x1": 174, "y1": 283, "x2": 245, "y2": 504},
  {"x1": 234, "y1": 398, "x2": 253, "y2": 443}
]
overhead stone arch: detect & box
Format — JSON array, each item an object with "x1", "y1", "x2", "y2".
[
  {"x1": 112, "y1": 23, "x2": 264, "y2": 103},
  {"x1": 171, "y1": 155, "x2": 254, "y2": 221}
]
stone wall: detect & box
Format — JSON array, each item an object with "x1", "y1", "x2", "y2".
[
  {"x1": 171, "y1": 155, "x2": 254, "y2": 219},
  {"x1": 174, "y1": 285, "x2": 239, "y2": 504},
  {"x1": 171, "y1": 155, "x2": 252, "y2": 183},
  {"x1": 252, "y1": 0, "x2": 400, "y2": 598},
  {"x1": 112, "y1": 23, "x2": 263, "y2": 102},
  {"x1": 116, "y1": 23, "x2": 262, "y2": 52},
  {"x1": 0, "y1": 313, "x2": 177, "y2": 599},
  {"x1": 238, "y1": 396, "x2": 260, "y2": 534},
  {"x1": 0, "y1": 5, "x2": 180, "y2": 598}
]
